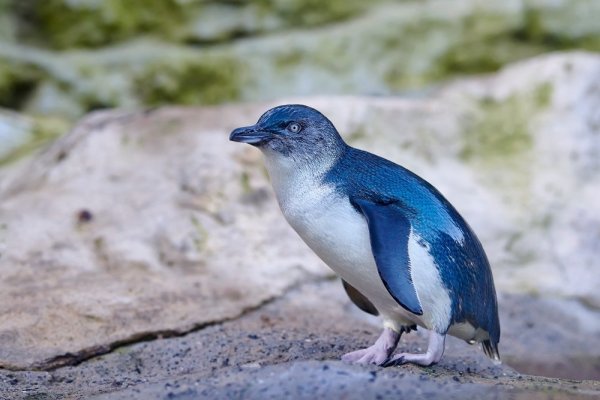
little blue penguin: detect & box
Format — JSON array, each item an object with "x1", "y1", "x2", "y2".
[{"x1": 230, "y1": 104, "x2": 500, "y2": 366}]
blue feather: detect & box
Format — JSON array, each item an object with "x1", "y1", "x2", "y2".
[{"x1": 323, "y1": 148, "x2": 500, "y2": 345}]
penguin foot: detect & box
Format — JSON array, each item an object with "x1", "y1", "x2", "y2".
[
  {"x1": 341, "y1": 327, "x2": 400, "y2": 366},
  {"x1": 383, "y1": 331, "x2": 446, "y2": 367},
  {"x1": 383, "y1": 353, "x2": 436, "y2": 367}
]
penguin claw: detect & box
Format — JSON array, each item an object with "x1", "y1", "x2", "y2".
[{"x1": 382, "y1": 355, "x2": 405, "y2": 367}]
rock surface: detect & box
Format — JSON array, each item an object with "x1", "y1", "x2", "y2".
[
  {"x1": 1, "y1": 280, "x2": 598, "y2": 399},
  {"x1": 0, "y1": 52, "x2": 599, "y2": 376},
  {"x1": 0, "y1": 106, "x2": 331, "y2": 370}
]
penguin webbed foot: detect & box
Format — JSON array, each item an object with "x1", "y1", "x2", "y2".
[
  {"x1": 341, "y1": 327, "x2": 400, "y2": 366},
  {"x1": 383, "y1": 331, "x2": 446, "y2": 367},
  {"x1": 383, "y1": 352, "x2": 434, "y2": 367}
]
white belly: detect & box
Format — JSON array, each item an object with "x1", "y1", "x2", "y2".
[{"x1": 278, "y1": 183, "x2": 452, "y2": 333}]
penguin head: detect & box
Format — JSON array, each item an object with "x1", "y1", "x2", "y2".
[{"x1": 229, "y1": 104, "x2": 346, "y2": 161}]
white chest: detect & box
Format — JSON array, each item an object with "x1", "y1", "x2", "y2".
[{"x1": 281, "y1": 185, "x2": 378, "y2": 287}]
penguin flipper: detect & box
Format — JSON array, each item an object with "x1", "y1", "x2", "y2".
[
  {"x1": 353, "y1": 198, "x2": 423, "y2": 316},
  {"x1": 342, "y1": 279, "x2": 379, "y2": 316}
]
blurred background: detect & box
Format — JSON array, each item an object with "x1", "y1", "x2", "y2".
[
  {"x1": 0, "y1": 0, "x2": 599, "y2": 395},
  {"x1": 1, "y1": 0, "x2": 599, "y2": 161}
]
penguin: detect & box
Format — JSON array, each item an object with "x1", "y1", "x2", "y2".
[{"x1": 230, "y1": 104, "x2": 500, "y2": 366}]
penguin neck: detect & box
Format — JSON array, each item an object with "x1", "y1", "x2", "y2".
[{"x1": 261, "y1": 144, "x2": 347, "y2": 209}]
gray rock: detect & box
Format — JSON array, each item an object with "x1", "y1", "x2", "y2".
[
  {"x1": 0, "y1": 280, "x2": 598, "y2": 399},
  {"x1": 0, "y1": 107, "x2": 331, "y2": 370}
]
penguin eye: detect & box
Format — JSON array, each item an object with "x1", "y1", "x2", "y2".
[{"x1": 287, "y1": 122, "x2": 302, "y2": 134}]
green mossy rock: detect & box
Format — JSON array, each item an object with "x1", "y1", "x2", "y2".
[
  {"x1": 0, "y1": 60, "x2": 43, "y2": 109},
  {"x1": 0, "y1": 110, "x2": 70, "y2": 166},
  {"x1": 434, "y1": 1, "x2": 600, "y2": 77},
  {"x1": 134, "y1": 54, "x2": 244, "y2": 106},
  {"x1": 14, "y1": 0, "x2": 369, "y2": 49},
  {"x1": 19, "y1": 0, "x2": 187, "y2": 49},
  {"x1": 0, "y1": 0, "x2": 16, "y2": 42},
  {"x1": 0, "y1": 0, "x2": 598, "y2": 120},
  {"x1": 257, "y1": 0, "x2": 367, "y2": 27}
]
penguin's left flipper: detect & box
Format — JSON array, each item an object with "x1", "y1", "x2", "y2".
[
  {"x1": 342, "y1": 279, "x2": 379, "y2": 316},
  {"x1": 353, "y1": 198, "x2": 423, "y2": 316}
]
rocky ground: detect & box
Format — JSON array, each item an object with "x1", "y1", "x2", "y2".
[{"x1": 1, "y1": 279, "x2": 599, "y2": 399}]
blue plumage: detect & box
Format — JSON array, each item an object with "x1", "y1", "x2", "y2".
[
  {"x1": 230, "y1": 104, "x2": 501, "y2": 366},
  {"x1": 324, "y1": 147, "x2": 500, "y2": 356},
  {"x1": 325, "y1": 148, "x2": 465, "y2": 242}
]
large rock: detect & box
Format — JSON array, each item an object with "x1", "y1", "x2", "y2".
[
  {"x1": 1, "y1": 0, "x2": 599, "y2": 118},
  {"x1": 0, "y1": 51, "x2": 598, "y2": 370},
  {"x1": 13, "y1": 0, "x2": 367, "y2": 49},
  {"x1": 0, "y1": 106, "x2": 332, "y2": 370}
]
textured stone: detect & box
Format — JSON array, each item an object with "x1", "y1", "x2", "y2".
[
  {"x1": 0, "y1": 106, "x2": 331, "y2": 370},
  {"x1": 1, "y1": 280, "x2": 598, "y2": 399},
  {"x1": 0, "y1": 52, "x2": 598, "y2": 371}
]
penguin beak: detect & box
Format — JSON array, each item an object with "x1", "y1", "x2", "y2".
[{"x1": 229, "y1": 125, "x2": 272, "y2": 145}]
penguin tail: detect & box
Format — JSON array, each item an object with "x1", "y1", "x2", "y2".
[{"x1": 482, "y1": 340, "x2": 501, "y2": 365}]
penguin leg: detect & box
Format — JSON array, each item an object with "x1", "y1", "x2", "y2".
[
  {"x1": 341, "y1": 327, "x2": 401, "y2": 366},
  {"x1": 384, "y1": 330, "x2": 446, "y2": 367}
]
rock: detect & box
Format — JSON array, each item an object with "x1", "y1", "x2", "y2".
[
  {"x1": 0, "y1": 39, "x2": 245, "y2": 118},
  {"x1": 0, "y1": 52, "x2": 598, "y2": 371},
  {"x1": 12, "y1": 0, "x2": 367, "y2": 49},
  {"x1": 1, "y1": 280, "x2": 598, "y2": 399},
  {"x1": 0, "y1": 106, "x2": 331, "y2": 370},
  {"x1": 1, "y1": 0, "x2": 599, "y2": 118}
]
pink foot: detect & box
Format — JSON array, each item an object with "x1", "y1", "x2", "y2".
[
  {"x1": 384, "y1": 331, "x2": 446, "y2": 367},
  {"x1": 341, "y1": 327, "x2": 400, "y2": 366}
]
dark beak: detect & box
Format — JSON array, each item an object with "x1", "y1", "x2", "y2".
[{"x1": 229, "y1": 125, "x2": 271, "y2": 145}]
